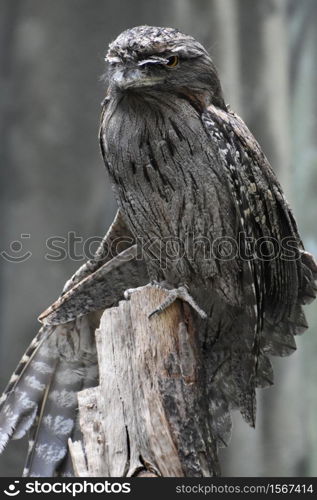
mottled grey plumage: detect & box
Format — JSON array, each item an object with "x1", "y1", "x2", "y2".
[
  {"x1": 0, "y1": 25, "x2": 316, "y2": 477},
  {"x1": 100, "y1": 26, "x2": 317, "y2": 442}
]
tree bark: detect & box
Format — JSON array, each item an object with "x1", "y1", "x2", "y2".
[{"x1": 69, "y1": 285, "x2": 220, "y2": 477}]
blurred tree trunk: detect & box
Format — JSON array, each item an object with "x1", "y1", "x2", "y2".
[{"x1": 290, "y1": 0, "x2": 317, "y2": 476}]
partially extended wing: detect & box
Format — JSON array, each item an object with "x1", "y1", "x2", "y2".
[
  {"x1": 199, "y1": 105, "x2": 317, "y2": 445},
  {"x1": 204, "y1": 104, "x2": 317, "y2": 336},
  {"x1": 39, "y1": 244, "x2": 147, "y2": 325},
  {"x1": 0, "y1": 210, "x2": 148, "y2": 476}
]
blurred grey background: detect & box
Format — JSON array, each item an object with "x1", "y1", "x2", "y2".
[{"x1": 0, "y1": 0, "x2": 316, "y2": 477}]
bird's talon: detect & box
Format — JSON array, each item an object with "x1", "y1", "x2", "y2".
[
  {"x1": 124, "y1": 283, "x2": 152, "y2": 300},
  {"x1": 148, "y1": 308, "x2": 160, "y2": 319},
  {"x1": 148, "y1": 285, "x2": 207, "y2": 319},
  {"x1": 124, "y1": 287, "x2": 137, "y2": 299}
]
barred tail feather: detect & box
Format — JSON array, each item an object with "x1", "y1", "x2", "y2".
[
  {"x1": 0, "y1": 316, "x2": 98, "y2": 477},
  {"x1": 23, "y1": 358, "x2": 98, "y2": 477},
  {"x1": 0, "y1": 326, "x2": 57, "y2": 451},
  {"x1": 22, "y1": 315, "x2": 98, "y2": 477}
]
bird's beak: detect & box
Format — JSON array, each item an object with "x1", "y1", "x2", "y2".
[{"x1": 112, "y1": 67, "x2": 163, "y2": 90}]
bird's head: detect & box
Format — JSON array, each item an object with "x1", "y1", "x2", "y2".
[{"x1": 105, "y1": 25, "x2": 226, "y2": 109}]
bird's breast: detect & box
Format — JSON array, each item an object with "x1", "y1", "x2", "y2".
[{"x1": 101, "y1": 93, "x2": 238, "y2": 284}]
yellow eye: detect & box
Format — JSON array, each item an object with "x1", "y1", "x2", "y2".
[{"x1": 166, "y1": 55, "x2": 179, "y2": 68}]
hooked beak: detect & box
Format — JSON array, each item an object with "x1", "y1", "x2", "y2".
[{"x1": 112, "y1": 67, "x2": 165, "y2": 90}]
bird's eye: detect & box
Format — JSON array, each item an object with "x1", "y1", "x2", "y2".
[{"x1": 165, "y1": 55, "x2": 179, "y2": 68}]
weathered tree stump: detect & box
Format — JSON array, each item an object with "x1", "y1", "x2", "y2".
[{"x1": 69, "y1": 285, "x2": 220, "y2": 477}]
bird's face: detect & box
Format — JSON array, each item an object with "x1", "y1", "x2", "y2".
[{"x1": 105, "y1": 26, "x2": 225, "y2": 108}]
